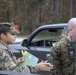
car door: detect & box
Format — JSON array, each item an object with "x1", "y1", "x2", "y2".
[
  {"x1": 9, "y1": 24, "x2": 68, "y2": 61},
  {"x1": 27, "y1": 28, "x2": 65, "y2": 60}
]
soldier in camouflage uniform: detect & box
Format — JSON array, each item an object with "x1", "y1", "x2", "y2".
[
  {"x1": 0, "y1": 22, "x2": 52, "y2": 74},
  {"x1": 50, "y1": 18, "x2": 76, "y2": 75}
]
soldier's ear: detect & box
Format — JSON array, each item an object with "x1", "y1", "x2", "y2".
[
  {"x1": 69, "y1": 28, "x2": 72, "y2": 31},
  {"x1": 0, "y1": 33, "x2": 6, "y2": 39}
]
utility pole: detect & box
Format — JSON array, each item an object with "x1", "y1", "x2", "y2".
[
  {"x1": 55, "y1": 0, "x2": 60, "y2": 23},
  {"x1": 6, "y1": 0, "x2": 10, "y2": 22},
  {"x1": 70, "y1": 0, "x2": 74, "y2": 18}
]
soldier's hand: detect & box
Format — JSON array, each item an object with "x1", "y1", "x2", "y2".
[
  {"x1": 36, "y1": 61, "x2": 53, "y2": 71},
  {"x1": 17, "y1": 57, "x2": 24, "y2": 63}
]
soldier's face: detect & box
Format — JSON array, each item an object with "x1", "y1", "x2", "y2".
[
  {"x1": 1, "y1": 32, "x2": 17, "y2": 45},
  {"x1": 71, "y1": 27, "x2": 76, "y2": 37}
]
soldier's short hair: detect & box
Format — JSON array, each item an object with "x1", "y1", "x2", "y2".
[{"x1": 0, "y1": 22, "x2": 20, "y2": 34}]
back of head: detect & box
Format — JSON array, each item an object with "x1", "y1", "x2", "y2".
[
  {"x1": 68, "y1": 18, "x2": 76, "y2": 28},
  {"x1": 0, "y1": 22, "x2": 20, "y2": 34}
]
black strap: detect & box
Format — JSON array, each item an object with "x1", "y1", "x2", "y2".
[
  {"x1": 68, "y1": 45, "x2": 75, "y2": 61},
  {"x1": 68, "y1": 45, "x2": 75, "y2": 75}
]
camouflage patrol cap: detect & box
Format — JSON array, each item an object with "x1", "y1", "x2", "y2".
[{"x1": 0, "y1": 22, "x2": 20, "y2": 34}]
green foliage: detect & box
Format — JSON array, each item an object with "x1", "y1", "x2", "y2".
[
  {"x1": 45, "y1": 4, "x2": 54, "y2": 15},
  {"x1": 60, "y1": 18, "x2": 68, "y2": 23},
  {"x1": 25, "y1": 0, "x2": 43, "y2": 8},
  {"x1": 0, "y1": 9, "x2": 7, "y2": 22},
  {"x1": 0, "y1": 9, "x2": 6, "y2": 13},
  {"x1": 19, "y1": 4, "x2": 25, "y2": 11}
]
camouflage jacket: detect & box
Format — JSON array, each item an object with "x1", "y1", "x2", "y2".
[
  {"x1": 50, "y1": 37, "x2": 76, "y2": 75},
  {"x1": 0, "y1": 41, "x2": 39, "y2": 74}
]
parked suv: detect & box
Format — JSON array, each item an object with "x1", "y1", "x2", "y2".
[{"x1": 9, "y1": 23, "x2": 68, "y2": 61}]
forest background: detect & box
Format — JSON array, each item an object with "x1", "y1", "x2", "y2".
[{"x1": 0, "y1": 0, "x2": 76, "y2": 35}]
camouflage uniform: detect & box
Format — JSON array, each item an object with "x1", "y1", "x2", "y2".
[
  {"x1": 50, "y1": 37, "x2": 76, "y2": 75},
  {"x1": 0, "y1": 22, "x2": 40, "y2": 74}
]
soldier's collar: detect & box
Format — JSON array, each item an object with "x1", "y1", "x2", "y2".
[
  {"x1": 65, "y1": 38, "x2": 76, "y2": 47},
  {"x1": 0, "y1": 40, "x2": 8, "y2": 47},
  {"x1": 65, "y1": 37, "x2": 72, "y2": 46}
]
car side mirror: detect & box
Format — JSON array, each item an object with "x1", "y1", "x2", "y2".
[
  {"x1": 46, "y1": 54, "x2": 50, "y2": 62},
  {"x1": 21, "y1": 39, "x2": 28, "y2": 47}
]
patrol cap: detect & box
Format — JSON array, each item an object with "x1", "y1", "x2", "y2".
[{"x1": 0, "y1": 22, "x2": 20, "y2": 34}]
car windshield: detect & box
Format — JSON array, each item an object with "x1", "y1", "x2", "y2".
[
  {"x1": 32, "y1": 28, "x2": 63, "y2": 41},
  {"x1": 30, "y1": 28, "x2": 64, "y2": 47}
]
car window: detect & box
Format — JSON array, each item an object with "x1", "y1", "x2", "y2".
[
  {"x1": 31, "y1": 28, "x2": 64, "y2": 47},
  {"x1": 61, "y1": 27, "x2": 68, "y2": 34}
]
